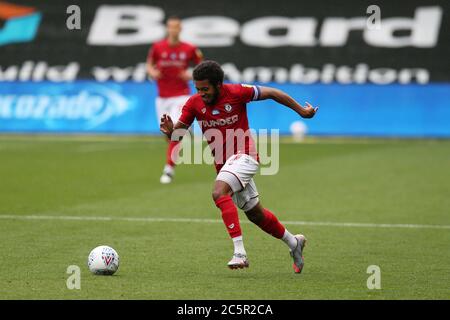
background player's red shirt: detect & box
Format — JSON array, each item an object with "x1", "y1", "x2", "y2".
[
  {"x1": 179, "y1": 83, "x2": 261, "y2": 172},
  {"x1": 148, "y1": 39, "x2": 202, "y2": 98}
]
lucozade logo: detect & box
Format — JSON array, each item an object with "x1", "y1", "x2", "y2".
[
  {"x1": 0, "y1": 83, "x2": 132, "y2": 130},
  {"x1": 0, "y1": 1, "x2": 41, "y2": 46}
]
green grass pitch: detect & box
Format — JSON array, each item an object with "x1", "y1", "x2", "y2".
[{"x1": 0, "y1": 135, "x2": 449, "y2": 299}]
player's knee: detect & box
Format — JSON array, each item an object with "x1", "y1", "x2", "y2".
[
  {"x1": 211, "y1": 190, "x2": 220, "y2": 202},
  {"x1": 212, "y1": 181, "x2": 233, "y2": 202},
  {"x1": 212, "y1": 189, "x2": 227, "y2": 202}
]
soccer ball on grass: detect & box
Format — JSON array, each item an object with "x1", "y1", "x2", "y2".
[{"x1": 87, "y1": 245, "x2": 119, "y2": 275}]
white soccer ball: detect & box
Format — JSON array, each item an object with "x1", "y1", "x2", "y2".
[{"x1": 87, "y1": 245, "x2": 120, "y2": 275}]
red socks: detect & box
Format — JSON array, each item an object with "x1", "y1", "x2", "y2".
[
  {"x1": 215, "y1": 195, "x2": 242, "y2": 238},
  {"x1": 167, "y1": 140, "x2": 181, "y2": 167},
  {"x1": 214, "y1": 195, "x2": 285, "y2": 241},
  {"x1": 257, "y1": 208, "x2": 286, "y2": 239}
]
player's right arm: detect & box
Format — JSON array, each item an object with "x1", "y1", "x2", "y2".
[
  {"x1": 147, "y1": 56, "x2": 161, "y2": 80},
  {"x1": 147, "y1": 45, "x2": 161, "y2": 80},
  {"x1": 160, "y1": 115, "x2": 190, "y2": 141},
  {"x1": 161, "y1": 97, "x2": 196, "y2": 140}
]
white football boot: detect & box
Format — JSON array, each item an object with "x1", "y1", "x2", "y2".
[
  {"x1": 160, "y1": 165, "x2": 174, "y2": 184},
  {"x1": 289, "y1": 234, "x2": 307, "y2": 274},
  {"x1": 227, "y1": 253, "x2": 249, "y2": 269}
]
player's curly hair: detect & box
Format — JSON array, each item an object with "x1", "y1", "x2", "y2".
[{"x1": 193, "y1": 60, "x2": 224, "y2": 86}]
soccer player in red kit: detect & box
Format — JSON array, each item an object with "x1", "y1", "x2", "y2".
[
  {"x1": 147, "y1": 16, "x2": 203, "y2": 184},
  {"x1": 160, "y1": 61, "x2": 318, "y2": 273}
]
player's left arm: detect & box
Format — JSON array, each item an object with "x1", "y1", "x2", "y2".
[
  {"x1": 193, "y1": 47, "x2": 203, "y2": 65},
  {"x1": 257, "y1": 86, "x2": 318, "y2": 119},
  {"x1": 180, "y1": 47, "x2": 204, "y2": 81}
]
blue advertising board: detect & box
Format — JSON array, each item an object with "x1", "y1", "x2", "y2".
[{"x1": 0, "y1": 81, "x2": 449, "y2": 137}]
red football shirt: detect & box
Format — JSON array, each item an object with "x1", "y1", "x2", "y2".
[
  {"x1": 147, "y1": 39, "x2": 202, "y2": 98},
  {"x1": 178, "y1": 83, "x2": 262, "y2": 172}
]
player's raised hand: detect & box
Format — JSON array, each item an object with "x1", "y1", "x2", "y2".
[
  {"x1": 160, "y1": 114, "x2": 174, "y2": 137},
  {"x1": 301, "y1": 102, "x2": 319, "y2": 118}
]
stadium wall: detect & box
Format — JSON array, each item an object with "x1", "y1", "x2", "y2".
[{"x1": 1, "y1": 0, "x2": 449, "y2": 137}]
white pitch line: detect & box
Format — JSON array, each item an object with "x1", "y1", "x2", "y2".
[{"x1": 0, "y1": 214, "x2": 449, "y2": 230}]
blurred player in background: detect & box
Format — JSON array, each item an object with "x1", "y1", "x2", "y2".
[
  {"x1": 160, "y1": 60, "x2": 318, "y2": 273},
  {"x1": 147, "y1": 16, "x2": 203, "y2": 184}
]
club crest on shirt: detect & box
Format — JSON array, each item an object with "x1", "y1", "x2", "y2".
[
  {"x1": 212, "y1": 109, "x2": 220, "y2": 115},
  {"x1": 224, "y1": 104, "x2": 233, "y2": 113},
  {"x1": 201, "y1": 108, "x2": 206, "y2": 114}
]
